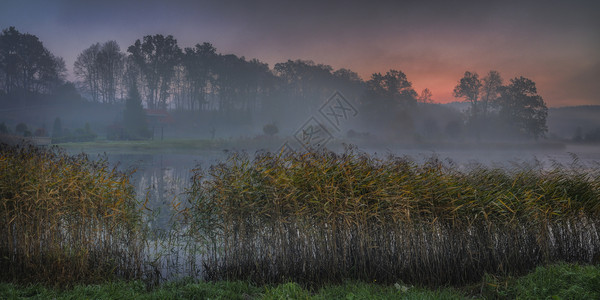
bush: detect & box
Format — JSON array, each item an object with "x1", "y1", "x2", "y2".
[
  {"x1": 51, "y1": 123, "x2": 97, "y2": 143},
  {"x1": 263, "y1": 123, "x2": 279, "y2": 136},
  {"x1": 15, "y1": 123, "x2": 28, "y2": 135},
  {"x1": 33, "y1": 128, "x2": 47, "y2": 137},
  {"x1": 0, "y1": 122, "x2": 9, "y2": 134}
]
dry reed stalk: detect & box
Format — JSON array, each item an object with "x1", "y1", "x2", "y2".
[
  {"x1": 0, "y1": 143, "x2": 145, "y2": 286},
  {"x1": 185, "y1": 147, "x2": 600, "y2": 286}
]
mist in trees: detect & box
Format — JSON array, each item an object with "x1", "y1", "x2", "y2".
[
  {"x1": 453, "y1": 71, "x2": 482, "y2": 121},
  {"x1": 359, "y1": 70, "x2": 417, "y2": 138},
  {"x1": 497, "y1": 76, "x2": 548, "y2": 139},
  {"x1": 122, "y1": 82, "x2": 150, "y2": 140},
  {"x1": 74, "y1": 41, "x2": 125, "y2": 103},
  {"x1": 52, "y1": 117, "x2": 62, "y2": 141},
  {"x1": 453, "y1": 70, "x2": 548, "y2": 140},
  {"x1": 275, "y1": 60, "x2": 334, "y2": 115},
  {"x1": 71, "y1": 31, "x2": 552, "y2": 143},
  {"x1": 0, "y1": 26, "x2": 557, "y2": 145},
  {"x1": 481, "y1": 70, "x2": 502, "y2": 119},
  {"x1": 179, "y1": 42, "x2": 217, "y2": 111}
]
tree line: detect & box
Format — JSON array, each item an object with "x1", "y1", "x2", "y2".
[
  {"x1": 0, "y1": 27, "x2": 66, "y2": 97},
  {"x1": 453, "y1": 71, "x2": 547, "y2": 139},
  {"x1": 0, "y1": 26, "x2": 548, "y2": 140}
]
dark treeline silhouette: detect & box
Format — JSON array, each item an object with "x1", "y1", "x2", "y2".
[
  {"x1": 0, "y1": 27, "x2": 82, "y2": 106},
  {"x1": 0, "y1": 26, "x2": 550, "y2": 142},
  {"x1": 454, "y1": 71, "x2": 548, "y2": 140},
  {"x1": 0, "y1": 27, "x2": 65, "y2": 96},
  {"x1": 74, "y1": 40, "x2": 125, "y2": 104}
]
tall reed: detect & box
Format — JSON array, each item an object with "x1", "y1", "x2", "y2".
[
  {"x1": 0, "y1": 143, "x2": 145, "y2": 285},
  {"x1": 185, "y1": 147, "x2": 600, "y2": 286}
]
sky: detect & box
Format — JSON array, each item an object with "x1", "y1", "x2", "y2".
[{"x1": 1, "y1": 0, "x2": 599, "y2": 107}]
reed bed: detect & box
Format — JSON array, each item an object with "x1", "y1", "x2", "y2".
[
  {"x1": 0, "y1": 143, "x2": 145, "y2": 285},
  {"x1": 185, "y1": 147, "x2": 600, "y2": 286}
]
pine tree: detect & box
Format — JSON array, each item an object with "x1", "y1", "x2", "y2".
[
  {"x1": 123, "y1": 82, "x2": 149, "y2": 139},
  {"x1": 52, "y1": 117, "x2": 63, "y2": 138}
]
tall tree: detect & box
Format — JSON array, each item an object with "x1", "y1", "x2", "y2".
[
  {"x1": 127, "y1": 34, "x2": 181, "y2": 109},
  {"x1": 74, "y1": 43, "x2": 101, "y2": 102},
  {"x1": 496, "y1": 76, "x2": 548, "y2": 139},
  {"x1": 52, "y1": 117, "x2": 62, "y2": 137},
  {"x1": 332, "y1": 68, "x2": 365, "y2": 103},
  {"x1": 360, "y1": 69, "x2": 417, "y2": 137},
  {"x1": 123, "y1": 81, "x2": 150, "y2": 139},
  {"x1": 238, "y1": 58, "x2": 272, "y2": 114},
  {"x1": 75, "y1": 41, "x2": 124, "y2": 103},
  {"x1": 51, "y1": 117, "x2": 63, "y2": 142},
  {"x1": 418, "y1": 88, "x2": 433, "y2": 103},
  {"x1": 0, "y1": 26, "x2": 65, "y2": 95},
  {"x1": 480, "y1": 70, "x2": 502, "y2": 118},
  {"x1": 274, "y1": 59, "x2": 335, "y2": 114},
  {"x1": 453, "y1": 71, "x2": 482, "y2": 120},
  {"x1": 362, "y1": 69, "x2": 417, "y2": 113},
  {"x1": 212, "y1": 54, "x2": 272, "y2": 117},
  {"x1": 181, "y1": 42, "x2": 216, "y2": 111},
  {"x1": 453, "y1": 71, "x2": 484, "y2": 139},
  {"x1": 96, "y1": 41, "x2": 125, "y2": 103},
  {"x1": 213, "y1": 54, "x2": 242, "y2": 113}
]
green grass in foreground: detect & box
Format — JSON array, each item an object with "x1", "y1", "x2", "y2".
[
  {"x1": 1, "y1": 263, "x2": 598, "y2": 299},
  {"x1": 479, "y1": 262, "x2": 600, "y2": 299}
]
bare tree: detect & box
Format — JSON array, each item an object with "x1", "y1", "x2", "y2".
[
  {"x1": 75, "y1": 41, "x2": 125, "y2": 103},
  {"x1": 97, "y1": 40, "x2": 124, "y2": 104},
  {"x1": 74, "y1": 43, "x2": 101, "y2": 102},
  {"x1": 418, "y1": 88, "x2": 433, "y2": 103}
]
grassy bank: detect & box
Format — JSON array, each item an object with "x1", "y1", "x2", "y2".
[{"x1": 1, "y1": 263, "x2": 598, "y2": 299}]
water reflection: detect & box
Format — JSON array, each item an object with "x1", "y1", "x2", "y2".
[{"x1": 104, "y1": 152, "x2": 224, "y2": 229}]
